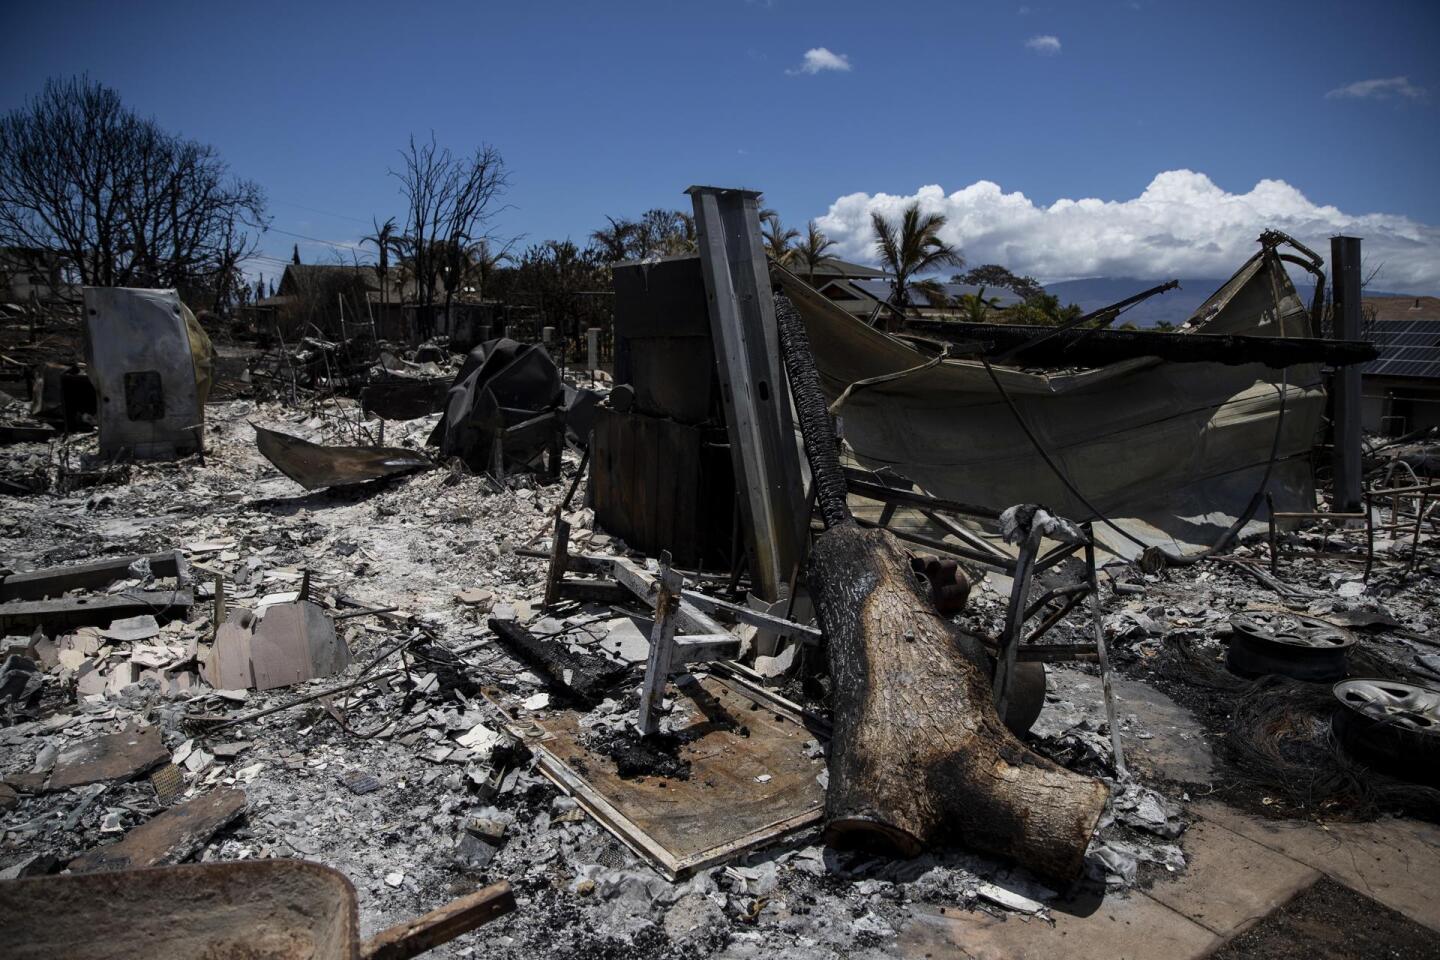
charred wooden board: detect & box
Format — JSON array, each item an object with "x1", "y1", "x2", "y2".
[
  {"x1": 69, "y1": 788, "x2": 247, "y2": 872},
  {"x1": 488, "y1": 617, "x2": 631, "y2": 706}
]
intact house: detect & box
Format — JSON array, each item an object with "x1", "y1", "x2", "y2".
[
  {"x1": 1362, "y1": 295, "x2": 1440, "y2": 435},
  {"x1": 242, "y1": 263, "x2": 499, "y2": 345},
  {"x1": 806, "y1": 258, "x2": 1023, "y2": 322}
]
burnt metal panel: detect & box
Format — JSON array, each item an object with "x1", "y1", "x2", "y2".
[
  {"x1": 688, "y1": 186, "x2": 808, "y2": 602},
  {"x1": 611, "y1": 256, "x2": 719, "y2": 424},
  {"x1": 590, "y1": 406, "x2": 734, "y2": 570},
  {"x1": 83, "y1": 287, "x2": 202, "y2": 460}
]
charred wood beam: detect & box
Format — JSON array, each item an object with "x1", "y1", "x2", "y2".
[
  {"x1": 904, "y1": 321, "x2": 1377, "y2": 369},
  {"x1": 0, "y1": 551, "x2": 188, "y2": 602},
  {"x1": 487, "y1": 617, "x2": 630, "y2": 707},
  {"x1": 1, "y1": 589, "x2": 193, "y2": 635}
]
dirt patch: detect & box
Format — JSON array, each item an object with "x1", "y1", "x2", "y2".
[{"x1": 1211, "y1": 876, "x2": 1440, "y2": 960}]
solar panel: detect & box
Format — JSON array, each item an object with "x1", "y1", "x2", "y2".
[{"x1": 1366, "y1": 317, "x2": 1440, "y2": 380}]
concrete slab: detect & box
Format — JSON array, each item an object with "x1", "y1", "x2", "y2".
[
  {"x1": 1113, "y1": 677, "x2": 1216, "y2": 784},
  {"x1": 1195, "y1": 801, "x2": 1440, "y2": 933},
  {"x1": 1146, "y1": 817, "x2": 1321, "y2": 936},
  {"x1": 1036, "y1": 668, "x2": 1214, "y2": 784},
  {"x1": 896, "y1": 893, "x2": 1219, "y2": 960}
]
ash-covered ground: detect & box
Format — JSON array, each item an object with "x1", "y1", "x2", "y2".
[{"x1": 3, "y1": 395, "x2": 1438, "y2": 958}]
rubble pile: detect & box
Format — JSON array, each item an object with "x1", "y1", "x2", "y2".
[{"x1": 2, "y1": 231, "x2": 1436, "y2": 957}]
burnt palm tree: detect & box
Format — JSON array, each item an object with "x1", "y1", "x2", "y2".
[
  {"x1": 590, "y1": 216, "x2": 634, "y2": 263},
  {"x1": 870, "y1": 203, "x2": 964, "y2": 326},
  {"x1": 360, "y1": 216, "x2": 402, "y2": 311},
  {"x1": 464, "y1": 239, "x2": 512, "y2": 302},
  {"x1": 763, "y1": 213, "x2": 800, "y2": 266},
  {"x1": 797, "y1": 220, "x2": 837, "y2": 286}
]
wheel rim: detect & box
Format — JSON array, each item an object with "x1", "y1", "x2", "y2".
[
  {"x1": 1333, "y1": 679, "x2": 1440, "y2": 735},
  {"x1": 1231, "y1": 612, "x2": 1354, "y2": 650}
]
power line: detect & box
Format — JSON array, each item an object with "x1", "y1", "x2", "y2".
[
  {"x1": 263, "y1": 225, "x2": 363, "y2": 249},
  {"x1": 271, "y1": 199, "x2": 377, "y2": 226}
]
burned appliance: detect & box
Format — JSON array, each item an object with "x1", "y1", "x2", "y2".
[{"x1": 82, "y1": 287, "x2": 207, "y2": 460}]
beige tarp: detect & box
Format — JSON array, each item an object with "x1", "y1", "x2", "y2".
[{"x1": 776, "y1": 248, "x2": 1325, "y2": 558}]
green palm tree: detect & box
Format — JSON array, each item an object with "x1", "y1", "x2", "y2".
[
  {"x1": 870, "y1": 203, "x2": 964, "y2": 327},
  {"x1": 955, "y1": 286, "x2": 1003, "y2": 324},
  {"x1": 797, "y1": 220, "x2": 837, "y2": 286},
  {"x1": 1009, "y1": 292, "x2": 1083, "y2": 327},
  {"x1": 762, "y1": 213, "x2": 800, "y2": 266}
]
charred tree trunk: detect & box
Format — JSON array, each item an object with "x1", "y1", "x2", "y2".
[{"x1": 774, "y1": 292, "x2": 1108, "y2": 883}]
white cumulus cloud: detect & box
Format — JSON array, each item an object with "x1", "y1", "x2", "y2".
[
  {"x1": 1326, "y1": 76, "x2": 1426, "y2": 101},
  {"x1": 1025, "y1": 35, "x2": 1061, "y2": 55},
  {"x1": 788, "y1": 47, "x2": 851, "y2": 75},
  {"x1": 813, "y1": 171, "x2": 1440, "y2": 291}
]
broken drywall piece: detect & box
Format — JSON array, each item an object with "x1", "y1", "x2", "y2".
[
  {"x1": 204, "y1": 608, "x2": 256, "y2": 689},
  {"x1": 601, "y1": 617, "x2": 650, "y2": 664},
  {"x1": 457, "y1": 723, "x2": 506, "y2": 759},
  {"x1": 201, "y1": 601, "x2": 348, "y2": 691},
  {"x1": 101, "y1": 615, "x2": 160, "y2": 642},
  {"x1": 250, "y1": 600, "x2": 350, "y2": 690},
  {"x1": 68, "y1": 787, "x2": 247, "y2": 872},
  {"x1": 44, "y1": 725, "x2": 169, "y2": 791}
]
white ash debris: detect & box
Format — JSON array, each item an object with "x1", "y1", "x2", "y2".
[{"x1": 4, "y1": 390, "x2": 1439, "y2": 957}]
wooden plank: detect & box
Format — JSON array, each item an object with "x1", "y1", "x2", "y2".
[
  {"x1": 552, "y1": 579, "x2": 632, "y2": 604},
  {"x1": 492, "y1": 673, "x2": 825, "y2": 880},
  {"x1": 45, "y1": 726, "x2": 170, "y2": 792},
  {"x1": 638, "y1": 560, "x2": 682, "y2": 735},
  {"x1": 0, "y1": 589, "x2": 193, "y2": 635},
  {"x1": 68, "y1": 788, "x2": 246, "y2": 873},
  {"x1": 362, "y1": 882, "x2": 516, "y2": 960},
  {"x1": 0, "y1": 551, "x2": 187, "y2": 602},
  {"x1": 679, "y1": 589, "x2": 822, "y2": 644},
  {"x1": 609, "y1": 558, "x2": 729, "y2": 635},
  {"x1": 672, "y1": 633, "x2": 743, "y2": 665},
  {"x1": 543, "y1": 518, "x2": 570, "y2": 609},
  {"x1": 489, "y1": 617, "x2": 630, "y2": 706}
]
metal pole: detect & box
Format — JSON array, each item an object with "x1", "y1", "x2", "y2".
[
  {"x1": 1084, "y1": 524, "x2": 1127, "y2": 779},
  {"x1": 1331, "y1": 236, "x2": 1364, "y2": 513}
]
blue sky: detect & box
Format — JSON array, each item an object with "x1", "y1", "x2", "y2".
[{"x1": 2, "y1": 0, "x2": 1437, "y2": 288}]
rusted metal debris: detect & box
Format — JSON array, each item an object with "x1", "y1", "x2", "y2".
[{"x1": 254, "y1": 424, "x2": 434, "y2": 490}]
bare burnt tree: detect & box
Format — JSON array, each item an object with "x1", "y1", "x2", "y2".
[
  {"x1": 0, "y1": 76, "x2": 266, "y2": 308},
  {"x1": 391, "y1": 134, "x2": 507, "y2": 340}
]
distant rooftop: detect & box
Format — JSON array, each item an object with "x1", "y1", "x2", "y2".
[
  {"x1": 850, "y1": 278, "x2": 1023, "y2": 308},
  {"x1": 1365, "y1": 298, "x2": 1440, "y2": 381},
  {"x1": 795, "y1": 257, "x2": 889, "y2": 280}
]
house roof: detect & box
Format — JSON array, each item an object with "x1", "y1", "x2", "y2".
[
  {"x1": 1366, "y1": 295, "x2": 1440, "y2": 322},
  {"x1": 1364, "y1": 297, "x2": 1440, "y2": 381},
  {"x1": 795, "y1": 257, "x2": 889, "y2": 280},
  {"x1": 281, "y1": 263, "x2": 385, "y2": 291}
]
